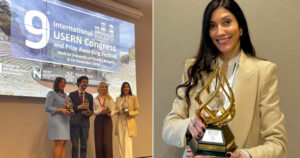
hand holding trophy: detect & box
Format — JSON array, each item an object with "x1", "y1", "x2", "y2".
[
  {"x1": 78, "y1": 98, "x2": 89, "y2": 110},
  {"x1": 188, "y1": 67, "x2": 237, "y2": 157},
  {"x1": 118, "y1": 98, "x2": 129, "y2": 114},
  {"x1": 80, "y1": 98, "x2": 91, "y2": 116},
  {"x1": 64, "y1": 97, "x2": 75, "y2": 114},
  {"x1": 122, "y1": 102, "x2": 129, "y2": 114},
  {"x1": 104, "y1": 106, "x2": 111, "y2": 116}
]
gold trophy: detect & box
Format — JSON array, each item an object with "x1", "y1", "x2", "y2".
[
  {"x1": 82, "y1": 98, "x2": 91, "y2": 115},
  {"x1": 122, "y1": 100, "x2": 129, "y2": 113},
  {"x1": 105, "y1": 105, "x2": 111, "y2": 114},
  {"x1": 188, "y1": 67, "x2": 237, "y2": 157},
  {"x1": 64, "y1": 97, "x2": 74, "y2": 113}
]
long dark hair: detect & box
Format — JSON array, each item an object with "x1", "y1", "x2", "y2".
[
  {"x1": 53, "y1": 77, "x2": 66, "y2": 93},
  {"x1": 176, "y1": 0, "x2": 256, "y2": 106},
  {"x1": 120, "y1": 82, "x2": 133, "y2": 97}
]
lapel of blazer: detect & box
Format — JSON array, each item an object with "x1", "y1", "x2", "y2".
[
  {"x1": 75, "y1": 90, "x2": 81, "y2": 104},
  {"x1": 128, "y1": 96, "x2": 134, "y2": 111},
  {"x1": 231, "y1": 51, "x2": 258, "y2": 147},
  {"x1": 69, "y1": 91, "x2": 80, "y2": 106}
]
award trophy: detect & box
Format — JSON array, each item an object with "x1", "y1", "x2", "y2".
[
  {"x1": 64, "y1": 97, "x2": 74, "y2": 113},
  {"x1": 105, "y1": 105, "x2": 111, "y2": 115},
  {"x1": 123, "y1": 106, "x2": 129, "y2": 113},
  {"x1": 122, "y1": 100, "x2": 129, "y2": 113},
  {"x1": 188, "y1": 67, "x2": 237, "y2": 157},
  {"x1": 82, "y1": 98, "x2": 91, "y2": 115}
]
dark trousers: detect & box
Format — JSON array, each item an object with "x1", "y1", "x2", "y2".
[
  {"x1": 70, "y1": 121, "x2": 89, "y2": 158},
  {"x1": 94, "y1": 115, "x2": 113, "y2": 158}
]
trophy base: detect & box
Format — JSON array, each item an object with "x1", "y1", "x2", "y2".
[
  {"x1": 66, "y1": 109, "x2": 74, "y2": 113},
  {"x1": 188, "y1": 124, "x2": 237, "y2": 157}
]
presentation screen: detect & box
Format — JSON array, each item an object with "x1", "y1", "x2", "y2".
[{"x1": 0, "y1": 0, "x2": 136, "y2": 98}]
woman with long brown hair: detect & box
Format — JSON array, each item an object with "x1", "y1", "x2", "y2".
[
  {"x1": 115, "y1": 82, "x2": 140, "y2": 158},
  {"x1": 162, "y1": 0, "x2": 287, "y2": 158}
]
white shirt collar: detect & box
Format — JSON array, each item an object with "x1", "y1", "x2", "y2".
[{"x1": 216, "y1": 52, "x2": 241, "y2": 67}]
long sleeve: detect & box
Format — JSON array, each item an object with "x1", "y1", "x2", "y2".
[
  {"x1": 94, "y1": 97, "x2": 116, "y2": 116},
  {"x1": 244, "y1": 63, "x2": 288, "y2": 158},
  {"x1": 45, "y1": 91, "x2": 56, "y2": 114},
  {"x1": 162, "y1": 94, "x2": 191, "y2": 148},
  {"x1": 129, "y1": 96, "x2": 140, "y2": 116},
  {"x1": 69, "y1": 92, "x2": 79, "y2": 113},
  {"x1": 109, "y1": 99, "x2": 116, "y2": 115},
  {"x1": 162, "y1": 59, "x2": 193, "y2": 148},
  {"x1": 93, "y1": 98, "x2": 102, "y2": 115}
]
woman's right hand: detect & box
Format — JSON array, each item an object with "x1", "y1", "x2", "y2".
[
  {"x1": 78, "y1": 104, "x2": 89, "y2": 110},
  {"x1": 188, "y1": 115, "x2": 206, "y2": 141},
  {"x1": 60, "y1": 109, "x2": 72, "y2": 115},
  {"x1": 105, "y1": 109, "x2": 111, "y2": 115}
]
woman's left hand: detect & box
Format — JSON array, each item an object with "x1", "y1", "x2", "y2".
[
  {"x1": 226, "y1": 150, "x2": 245, "y2": 158},
  {"x1": 185, "y1": 148, "x2": 213, "y2": 158}
]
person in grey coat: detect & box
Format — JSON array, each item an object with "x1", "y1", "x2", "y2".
[{"x1": 45, "y1": 77, "x2": 72, "y2": 158}]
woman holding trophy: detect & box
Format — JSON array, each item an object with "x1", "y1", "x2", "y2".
[
  {"x1": 162, "y1": 0, "x2": 288, "y2": 158},
  {"x1": 93, "y1": 82, "x2": 115, "y2": 158},
  {"x1": 115, "y1": 82, "x2": 140, "y2": 158},
  {"x1": 45, "y1": 77, "x2": 72, "y2": 158}
]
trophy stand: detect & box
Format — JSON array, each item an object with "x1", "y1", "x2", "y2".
[{"x1": 188, "y1": 124, "x2": 237, "y2": 157}]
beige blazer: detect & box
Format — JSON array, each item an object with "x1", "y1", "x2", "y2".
[
  {"x1": 162, "y1": 51, "x2": 288, "y2": 158},
  {"x1": 115, "y1": 95, "x2": 140, "y2": 137}
]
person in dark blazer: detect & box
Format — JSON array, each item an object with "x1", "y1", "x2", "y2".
[{"x1": 69, "y1": 76, "x2": 94, "y2": 158}]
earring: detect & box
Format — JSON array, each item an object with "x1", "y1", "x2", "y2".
[{"x1": 240, "y1": 31, "x2": 243, "y2": 36}]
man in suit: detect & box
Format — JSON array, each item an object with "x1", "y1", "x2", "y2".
[{"x1": 69, "y1": 76, "x2": 94, "y2": 158}]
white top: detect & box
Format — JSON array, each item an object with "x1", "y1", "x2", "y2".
[
  {"x1": 78, "y1": 89, "x2": 86, "y2": 101},
  {"x1": 215, "y1": 52, "x2": 241, "y2": 91},
  {"x1": 120, "y1": 95, "x2": 129, "y2": 109},
  {"x1": 214, "y1": 53, "x2": 252, "y2": 158},
  {"x1": 210, "y1": 53, "x2": 241, "y2": 115},
  {"x1": 93, "y1": 96, "x2": 116, "y2": 116}
]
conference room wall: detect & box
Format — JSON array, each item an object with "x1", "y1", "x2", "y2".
[
  {"x1": 154, "y1": 0, "x2": 300, "y2": 157},
  {"x1": 0, "y1": 0, "x2": 152, "y2": 157}
]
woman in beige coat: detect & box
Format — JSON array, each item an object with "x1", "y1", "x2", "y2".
[
  {"x1": 162, "y1": 0, "x2": 287, "y2": 158},
  {"x1": 115, "y1": 82, "x2": 140, "y2": 158}
]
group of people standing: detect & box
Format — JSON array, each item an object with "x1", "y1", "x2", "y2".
[{"x1": 45, "y1": 76, "x2": 140, "y2": 158}]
